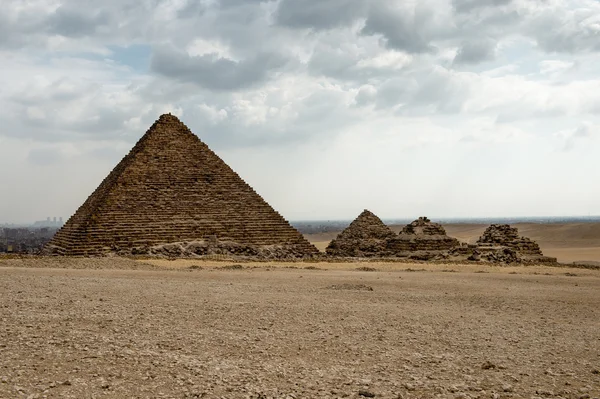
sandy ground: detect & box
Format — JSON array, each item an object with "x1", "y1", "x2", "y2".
[
  {"x1": 304, "y1": 223, "x2": 600, "y2": 264},
  {"x1": 1, "y1": 257, "x2": 599, "y2": 399}
]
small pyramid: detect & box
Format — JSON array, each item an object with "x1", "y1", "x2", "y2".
[
  {"x1": 326, "y1": 210, "x2": 395, "y2": 257},
  {"x1": 476, "y1": 224, "x2": 543, "y2": 256},
  {"x1": 44, "y1": 114, "x2": 318, "y2": 258},
  {"x1": 388, "y1": 216, "x2": 459, "y2": 253}
]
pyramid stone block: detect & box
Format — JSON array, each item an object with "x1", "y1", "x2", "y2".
[
  {"x1": 476, "y1": 224, "x2": 542, "y2": 255},
  {"x1": 326, "y1": 210, "x2": 396, "y2": 257},
  {"x1": 387, "y1": 217, "x2": 460, "y2": 253},
  {"x1": 43, "y1": 114, "x2": 318, "y2": 258},
  {"x1": 474, "y1": 224, "x2": 557, "y2": 263}
]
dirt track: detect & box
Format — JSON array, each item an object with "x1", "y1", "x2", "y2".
[{"x1": 1, "y1": 258, "x2": 599, "y2": 398}]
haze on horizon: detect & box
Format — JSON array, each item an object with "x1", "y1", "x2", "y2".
[{"x1": 1, "y1": 0, "x2": 600, "y2": 224}]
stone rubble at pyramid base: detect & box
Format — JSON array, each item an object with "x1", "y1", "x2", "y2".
[
  {"x1": 325, "y1": 238, "x2": 391, "y2": 258},
  {"x1": 386, "y1": 235, "x2": 460, "y2": 252},
  {"x1": 45, "y1": 240, "x2": 317, "y2": 260},
  {"x1": 328, "y1": 248, "x2": 557, "y2": 264},
  {"x1": 471, "y1": 246, "x2": 557, "y2": 264}
]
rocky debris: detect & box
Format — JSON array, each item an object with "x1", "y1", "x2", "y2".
[
  {"x1": 326, "y1": 210, "x2": 396, "y2": 257},
  {"x1": 482, "y1": 247, "x2": 520, "y2": 264},
  {"x1": 218, "y1": 264, "x2": 244, "y2": 270},
  {"x1": 358, "y1": 389, "x2": 376, "y2": 397},
  {"x1": 481, "y1": 361, "x2": 497, "y2": 370},
  {"x1": 126, "y1": 240, "x2": 316, "y2": 260},
  {"x1": 43, "y1": 114, "x2": 318, "y2": 258},
  {"x1": 326, "y1": 283, "x2": 374, "y2": 291},
  {"x1": 476, "y1": 224, "x2": 542, "y2": 255},
  {"x1": 387, "y1": 217, "x2": 460, "y2": 254},
  {"x1": 476, "y1": 224, "x2": 557, "y2": 264},
  {"x1": 467, "y1": 249, "x2": 481, "y2": 261}
]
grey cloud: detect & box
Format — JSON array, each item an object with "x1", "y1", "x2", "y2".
[
  {"x1": 453, "y1": 38, "x2": 497, "y2": 64},
  {"x1": 530, "y1": 9, "x2": 600, "y2": 53},
  {"x1": 364, "y1": 67, "x2": 471, "y2": 115},
  {"x1": 11, "y1": 79, "x2": 96, "y2": 107},
  {"x1": 409, "y1": 68, "x2": 470, "y2": 114},
  {"x1": 176, "y1": 1, "x2": 206, "y2": 19},
  {"x1": 452, "y1": 0, "x2": 512, "y2": 13},
  {"x1": 0, "y1": 7, "x2": 50, "y2": 48},
  {"x1": 218, "y1": 0, "x2": 272, "y2": 8},
  {"x1": 48, "y1": 6, "x2": 111, "y2": 37},
  {"x1": 308, "y1": 45, "x2": 375, "y2": 81},
  {"x1": 0, "y1": 1, "x2": 147, "y2": 48},
  {"x1": 354, "y1": 86, "x2": 377, "y2": 107},
  {"x1": 179, "y1": 89, "x2": 359, "y2": 150},
  {"x1": 2, "y1": 77, "x2": 159, "y2": 143},
  {"x1": 176, "y1": 0, "x2": 268, "y2": 18},
  {"x1": 275, "y1": 0, "x2": 366, "y2": 30},
  {"x1": 361, "y1": 2, "x2": 435, "y2": 53},
  {"x1": 150, "y1": 45, "x2": 287, "y2": 91}
]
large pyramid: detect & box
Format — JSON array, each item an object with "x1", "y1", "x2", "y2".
[
  {"x1": 44, "y1": 114, "x2": 318, "y2": 258},
  {"x1": 326, "y1": 210, "x2": 395, "y2": 257}
]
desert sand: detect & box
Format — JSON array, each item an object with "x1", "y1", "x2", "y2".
[
  {"x1": 305, "y1": 223, "x2": 600, "y2": 264},
  {"x1": 1, "y1": 257, "x2": 599, "y2": 399}
]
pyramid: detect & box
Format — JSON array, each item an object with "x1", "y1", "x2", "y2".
[
  {"x1": 476, "y1": 224, "x2": 543, "y2": 256},
  {"x1": 44, "y1": 114, "x2": 318, "y2": 258},
  {"x1": 387, "y1": 216, "x2": 460, "y2": 253},
  {"x1": 325, "y1": 210, "x2": 395, "y2": 257}
]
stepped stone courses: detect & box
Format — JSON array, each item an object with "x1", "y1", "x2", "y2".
[
  {"x1": 387, "y1": 217, "x2": 460, "y2": 254},
  {"x1": 326, "y1": 210, "x2": 396, "y2": 257},
  {"x1": 475, "y1": 224, "x2": 555, "y2": 263},
  {"x1": 476, "y1": 224, "x2": 542, "y2": 255},
  {"x1": 44, "y1": 114, "x2": 318, "y2": 258}
]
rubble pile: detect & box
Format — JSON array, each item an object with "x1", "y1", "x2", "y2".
[{"x1": 475, "y1": 224, "x2": 556, "y2": 263}]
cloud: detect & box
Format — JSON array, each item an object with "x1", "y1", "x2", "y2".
[
  {"x1": 454, "y1": 38, "x2": 497, "y2": 64},
  {"x1": 452, "y1": 0, "x2": 512, "y2": 13},
  {"x1": 527, "y1": 3, "x2": 600, "y2": 54},
  {"x1": 2, "y1": 0, "x2": 600, "y2": 222},
  {"x1": 560, "y1": 123, "x2": 595, "y2": 151},
  {"x1": 47, "y1": 6, "x2": 111, "y2": 38},
  {"x1": 361, "y1": 1, "x2": 443, "y2": 53},
  {"x1": 275, "y1": 0, "x2": 366, "y2": 30},
  {"x1": 150, "y1": 45, "x2": 287, "y2": 91}
]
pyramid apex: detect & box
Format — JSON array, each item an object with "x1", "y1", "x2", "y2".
[{"x1": 158, "y1": 113, "x2": 182, "y2": 122}]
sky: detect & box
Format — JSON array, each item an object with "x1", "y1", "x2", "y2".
[{"x1": 1, "y1": 0, "x2": 600, "y2": 223}]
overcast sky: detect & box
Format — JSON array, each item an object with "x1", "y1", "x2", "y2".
[{"x1": 1, "y1": 0, "x2": 600, "y2": 223}]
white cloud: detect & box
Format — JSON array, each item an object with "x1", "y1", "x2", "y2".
[{"x1": 1, "y1": 0, "x2": 600, "y2": 222}]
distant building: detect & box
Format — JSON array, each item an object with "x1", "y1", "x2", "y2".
[
  {"x1": 0, "y1": 226, "x2": 61, "y2": 254},
  {"x1": 32, "y1": 217, "x2": 64, "y2": 228}
]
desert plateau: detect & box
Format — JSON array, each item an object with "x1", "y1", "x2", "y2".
[{"x1": 1, "y1": 257, "x2": 599, "y2": 399}]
